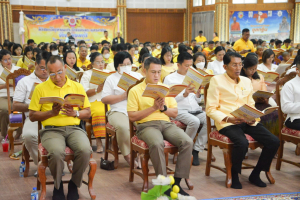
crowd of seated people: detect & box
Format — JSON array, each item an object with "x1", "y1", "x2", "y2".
[{"x1": 0, "y1": 27, "x2": 299, "y2": 199}]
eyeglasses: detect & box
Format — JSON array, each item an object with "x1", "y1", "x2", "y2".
[
  {"x1": 94, "y1": 61, "x2": 105, "y2": 65},
  {"x1": 49, "y1": 71, "x2": 63, "y2": 77},
  {"x1": 39, "y1": 66, "x2": 46, "y2": 71},
  {"x1": 1, "y1": 58, "x2": 11, "y2": 63}
]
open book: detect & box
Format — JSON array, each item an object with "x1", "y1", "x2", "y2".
[
  {"x1": 275, "y1": 64, "x2": 290, "y2": 75},
  {"x1": 142, "y1": 84, "x2": 187, "y2": 99},
  {"x1": 28, "y1": 82, "x2": 39, "y2": 99},
  {"x1": 0, "y1": 67, "x2": 13, "y2": 85},
  {"x1": 292, "y1": 50, "x2": 298, "y2": 59},
  {"x1": 257, "y1": 70, "x2": 279, "y2": 84},
  {"x1": 252, "y1": 90, "x2": 274, "y2": 101},
  {"x1": 90, "y1": 68, "x2": 114, "y2": 85},
  {"x1": 272, "y1": 49, "x2": 285, "y2": 55},
  {"x1": 66, "y1": 65, "x2": 84, "y2": 80},
  {"x1": 24, "y1": 56, "x2": 35, "y2": 66},
  {"x1": 197, "y1": 68, "x2": 208, "y2": 75},
  {"x1": 39, "y1": 93, "x2": 85, "y2": 107},
  {"x1": 231, "y1": 104, "x2": 279, "y2": 121},
  {"x1": 117, "y1": 72, "x2": 139, "y2": 91},
  {"x1": 183, "y1": 66, "x2": 214, "y2": 90},
  {"x1": 11, "y1": 56, "x2": 23, "y2": 65},
  {"x1": 285, "y1": 58, "x2": 294, "y2": 65}
]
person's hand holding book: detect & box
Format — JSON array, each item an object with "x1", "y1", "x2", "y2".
[
  {"x1": 61, "y1": 104, "x2": 76, "y2": 117},
  {"x1": 81, "y1": 65, "x2": 87, "y2": 71},
  {"x1": 97, "y1": 83, "x2": 104, "y2": 93},
  {"x1": 223, "y1": 117, "x2": 246, "y2": 125},
  {"x1": 153, "y1": 97, "x2": 164, "y2": 111},
  {"x1": 196, "y1": 87, "x2": 202, "y2": 98},
  {"x1": 255, "y1": 97, "x2": 269, "y2": 104},
  {"x1": 183, "y1": 83, "x2": 195, "y2": 97},
  {"x1": 51, "y1": 102, "x2": 62, "y2": 116},
  {"x1": 28, "y1": 64, "x2": 35, "y2": 71}
]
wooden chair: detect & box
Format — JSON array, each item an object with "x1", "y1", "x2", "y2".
[
  {"x1": 275, "y1": 72, "x2": 300, "y2": 170},
  {"x1": 37, "y1": 120, "x2": 97, "y2": 200},
  {"x1": 274, "y1": 58, "x2": 282, "y2": 65},
  {"x1": 204, "y1": 83, "x2": 275, "y2": 188},
  {"x1": 128, "y1": 78, "x2": 194, "y2": 192},
  {"x1": 6, "y1": 68, "x2": 31, "y2": 156},
  {"x1": 104, "y1": 104, "x2": 121, "y2": 169}
]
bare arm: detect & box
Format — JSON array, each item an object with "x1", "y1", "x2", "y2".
[
  {"x1": 29, "y1": 103, "x2": 61, "y2": 122},
  {"x1": 163, "y1": 107, "x2": 178, "y2": 118},
  {"x1": 13, "y1": 101, "x2": 29, "y2": 112},
  {"x1": 101, "y1": 93, "x2": 127, "y2": 105}
]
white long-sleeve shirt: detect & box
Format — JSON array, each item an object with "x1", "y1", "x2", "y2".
[
  {"x1": 207, "y1": 60, "x2": 225, "y2": 75},
  {"x1": 281, "y1": 75, "x2": 300, "y2": 122},
  {"x1": 163, "y1": 71, "x2": 202, "y2": 112},
  {"x1": 257, "y1": 63, "x2": 278, "y2": 72}
]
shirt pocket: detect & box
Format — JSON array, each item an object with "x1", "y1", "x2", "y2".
[{"x1": 237, "y1": 87, "x2": 251, "y2": 100}]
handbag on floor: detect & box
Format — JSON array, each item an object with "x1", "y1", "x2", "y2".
[{"x1": 100, "y1": 157, "x2": 114, "y2": 170}]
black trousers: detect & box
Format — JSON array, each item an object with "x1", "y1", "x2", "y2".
[
  {"x1": 285, "y1": 118, "x2": 300, "y2": 131},
  {"x1": 219, "y1": 123, "x2": 280, "y2": 174}
]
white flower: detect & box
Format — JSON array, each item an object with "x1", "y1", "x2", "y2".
[
  {"x1": 178, "y1": 194, "x2": 197, "y2": 200},
  {"x1": 156, "y1": 196, "x2": 169, "y2": 200},
  {"x1": 152, "y1": 175, "x2": 171, "y2": 186}
]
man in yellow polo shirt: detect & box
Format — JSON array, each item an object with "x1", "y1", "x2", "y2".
[
  {"x1": 29, "y1": 56, "x2": 92, "y2": 200},
  {"x1": 195, "y1": 31, "x2": 207, "y2": 43},
  {"x1": 127, "y1": 57, "x2": 193, "y2": 196},
  {"x1": 233, "y1": 28, "x2": 255, "y2": 57},
  {"x1": 77, "y1": 46, "x2": 91, "y2": 70},
  {"x1": 203, "y1": 41, "x2": 216, "y2": 56},
  {"x1": 100, "y1": 30, "x2": 112, "y2": 43}
]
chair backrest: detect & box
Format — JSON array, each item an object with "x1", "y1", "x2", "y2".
[
  {"x1": 274, "y1": 58, "x2": 281, "y2": 65},
  {"x1": 276, "y1": 71, "x2": 297, "y2": 131},
  {"x1": 6, "y1": 68, "x2": 31, "y2": 115}
]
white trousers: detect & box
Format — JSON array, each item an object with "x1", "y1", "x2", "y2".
[{"x1": 22, "y1": 117, "x2": 38, "y2": 165}]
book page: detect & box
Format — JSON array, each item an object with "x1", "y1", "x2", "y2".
[
  {"x1": 90, "y1": 69, "x2": 113, "y2": 85},
  {"x1": 182, "y1": 67, "x2": 204, "y2": 90},
  {"x1": 0, "y1": 68, "x2": 11, "y2": 83},
  {"x1": 39, "y1": 97, "x2": 64, "y2": 105},
  {"x1": 257, "y1": 70, "x2": 279, "y2": 84},
  {"x1": 117, "y1": 72, "x2": 139, "y2": 91},
  {"x1": 64, "y1": 94, "x2": 85, "y2": 107},
  {"x1": 263, "y1": 106, "x2": 279, "y2": 115},
  {"x1": 142, "y1": 84, "x2": 169, "y2": 99},
  {"x1": 24, "y1": 56, "x2": 35, "y2": 66},
  {"x1": 166, "y1": 85, "x2": 187, "y2": 97},
  {"x1": 66, "y1": 65, "x2": 78, "y2": 80},
  {"x1": 276, "y1": 64, "x2": 290, "y2": 75},
  {"x1": 286, "y1": 58, "x2": 294, "y2": 65},
  {"x1": 231, "y1": 104, "x2": 264, "y2": 121},
  {"x1": 252, "y1": 90, "x2": 274, "y2": 101},
  {"x1": 28, "y1": 82, "x2": 39, "y2": 99},
  {"x1": 201, "y1": 75, "x2": 214, "y2": 86},
  {"x1": 197, "y1": 68, "x2": 208, "y2": 75},
  {"x1": 11, "y1": 56, "x2": 23, "y2": 65}
]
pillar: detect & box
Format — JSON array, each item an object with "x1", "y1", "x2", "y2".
[
  {"x1": 0, "y1": 0, "x2": 13, "y2": 43},
  {"x1": 117, "y1": 0, "x2": 127, "y2": 43},
  {"x1": 294, "y1": 2, "x2": 300, "y2": 43},
  {"x1": 215, "y1": 0, "x2": 229, "y2": 41},
  {"x1": 185, "y1": 0, "x2": 192, "y2": 42}
]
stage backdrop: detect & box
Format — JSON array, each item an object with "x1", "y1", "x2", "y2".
[
  {"x1": 23, "y1": 14, "x2": 119, "y2": 44},
  {"x1": 229, "y1": 10, "x2": 291, "y2": 43}
]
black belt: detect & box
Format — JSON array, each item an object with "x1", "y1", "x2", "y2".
[{"x1": 44, "y1": 125, "x2": 80, "y2": 129}]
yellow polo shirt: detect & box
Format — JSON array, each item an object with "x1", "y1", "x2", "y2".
[
  {"x1": 203, "y1": 47, "x2": 216, "y2": 53},
  {"x1": 206, "y1": 73, "x2": 257, "y2": 131},
  {"x1": 29, "y1": 76, "x2": 91, "y2": 127},
  {"x1": 152, "y1": 49, "x2": 162, "y2": 58},
  {"x1": 160, "y1": 64, "x2": 178, "y2": 82},
  {"x1": 100, "y1": 37, "x2": 112, "y2": 43},
  {"x1": 195, "y1": 36, "x2": 207, "y2": 43},
  {"x1": 127, "y1": 79, "x2": 177, "y2": 124},
  {"x1": 233, "y1": 38, "x2": 255, "y2": 57},
  {"x1": 77, "y1": 58, "x2": 91, "y2": 68},
  {"x1": 212, "y1": 37, "x2": 220, "y2": 42},
  {"x1": 281, "y1": 45, "x2": 291, "y2": 50},
  {"x1": 103, "y1": 57, "x2": 113, "y2": 64},
  {"x1": 16, "y1": 58, "x2": 34, "y2": 72}
]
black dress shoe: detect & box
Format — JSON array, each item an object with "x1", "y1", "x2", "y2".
[
  {"x1": 67, "y1": 180, "x2": 79, "y2": 200},
  {"x1": 52, "y1": 181, "x2": 65, "y2": 200}
]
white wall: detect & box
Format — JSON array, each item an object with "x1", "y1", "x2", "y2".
[
  {"x1": 126, "y1": 0, "x2": 186, "y2": 9},
  {"x1": 10, "y1": 0, "x2": 117, "y2": 8}
]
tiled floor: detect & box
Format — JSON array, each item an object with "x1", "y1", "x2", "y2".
[{"x1": 0, "y1": 140, "x2": 299, "y2": 200}]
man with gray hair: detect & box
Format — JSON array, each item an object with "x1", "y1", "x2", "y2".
[{"x1": 113, "y1": 31, "x2": 124, "y2": 44}]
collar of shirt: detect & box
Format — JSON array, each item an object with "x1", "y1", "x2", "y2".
[{"x1": 224, "y1": 72, "x2": 240, "y2": 84}]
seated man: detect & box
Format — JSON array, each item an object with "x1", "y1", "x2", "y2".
[
  {"x1": 29, "y1": 56, "x2": 92, "y2": 200},
  {"x1": 164, "y1": 52, "x2": 207, "y2": 166},
  {"x1": 281, "y1": 58, "x2": 300, "y2": 130},
  {"x1": 206, "y1": 52, "x2": 280, "y2": 189},
  {"x1": 13, "y1": 53, "x2": 49, "y2": 174},
  {"x1": 127, "y1": 57, "x2": 193, "y2": 196}
]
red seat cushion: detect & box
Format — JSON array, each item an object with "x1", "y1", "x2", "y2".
[
  {"x1": 38, "y1": 143, "x2": 74, "y2": 156},
  {"x1": 282, "y1": 127, "x2": 300, "y2": 138},
  {"x1": 209, "y1": 130, "x2": 256, "y2": 144},
  {"x1": 171, "y1": 120, "x2": 187, "y2": 129},
  {"x1": 131, "y1": 135, "x2": 175, "y2": 150}
]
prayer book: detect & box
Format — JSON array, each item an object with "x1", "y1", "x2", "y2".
[
  {"x1": 142, "y1": 84, "x2": 187, "y2": 99},
  {"x1": 24, "y1": 56, "x2": 35, "y2": 66},
  {"x1": 39, "y1": 93, "x2": 85, "y2": 107},
  {"x1": 89, "y1": 68, "x2": 114, "y2": 85},
  {"x1": 197, "y1": 68, "x2": 208, "y2": 75},
  {"x1": 272, "y1": 49, "x2": 285, "y2": 55},
  {"x1": 117, "y1": 72, "x2": 139, "y2": 91},
  {"x1": 0, "y1": 67, "x2": 13, "y2": 85},
  {"x1": 28, "y1": 82, "x2": 39, "y2": 99},
  {"x1": 183, "y1": 66, "x2": 214, "y2": 90},
  {"x1": 252, "y1": 90, "x2": 274, "y2": 102},
  {"x1": 11, "y1": 56, "x2": 23, "y2": 65},
  {"x1": 231, "y1": 104, "x2": 279, "y2": 121},
  {"x1": 285, "y1": 58, "x2": 295, "y2": 65},
  {"x1": 275, "y1": 64, "x2": 291, "y2": 75},
  {"x1": 66, "y1": 65, "x2": 84, "y2": 80},
  {"x1": 257, "y1": 70, "x2": 279, "y2": 84}
]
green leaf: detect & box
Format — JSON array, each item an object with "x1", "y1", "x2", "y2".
[
  {"x1": 148, "y1": 185, "x2": 162, "y2": 197},
  {"x1": 141, "y1": 192, "x2": 157, "y2": 200},
  {"x1": 161, "y1": 185, "x2": 171, "y2": 193}
]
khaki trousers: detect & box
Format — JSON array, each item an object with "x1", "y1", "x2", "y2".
[
  {"x1": 39, "y1": 126, "x2": 92, "y2": 189},
  {"x1": 0, "y1": 97, "x2": 10, "y2": 138},
  {"x1": 107, "y1": 111, "x2": 130, "y2": 156},
  {"x1": 22, "y1": 117, "x2": 38, "y2": 165},
  {"x1": 137, "y1": 120, "x2": 193, "y2": 179}
]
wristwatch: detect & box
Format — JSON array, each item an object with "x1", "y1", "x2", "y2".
[
  {"x1": 160, "y1": 105, "x2": 168, "y2": 112},
  {"x1": 75, "y1": 110, "x2": 80, "y2": 118}
]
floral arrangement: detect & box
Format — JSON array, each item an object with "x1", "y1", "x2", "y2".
[{"x1": 141, "y1": 175, "x2": 197, "y2": 200}]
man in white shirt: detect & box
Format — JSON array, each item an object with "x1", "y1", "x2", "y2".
[
  {"x1": 164, "y1": 52, "x2": 207, "y2": 166},
  {"x1": 281, "y1": 58, "x2": 300, "y2": 130},
  {"x1": 0, "y1": 50, "x2": 20, "y2": 139},
  {"x1": 13, "y1": 53, "x2": 49, "y2": 169}
]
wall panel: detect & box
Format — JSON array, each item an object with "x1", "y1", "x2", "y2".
[{"x1": 127, "y1": 11, "x2": 184, "y2": 43}]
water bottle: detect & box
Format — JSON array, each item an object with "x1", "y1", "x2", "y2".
[
  {"x1": 31, "y1": 187, "x2": 39, "y2": 200},
  {"x1": 19, "y1": 161, "x2": 25, "y2": 177}
]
